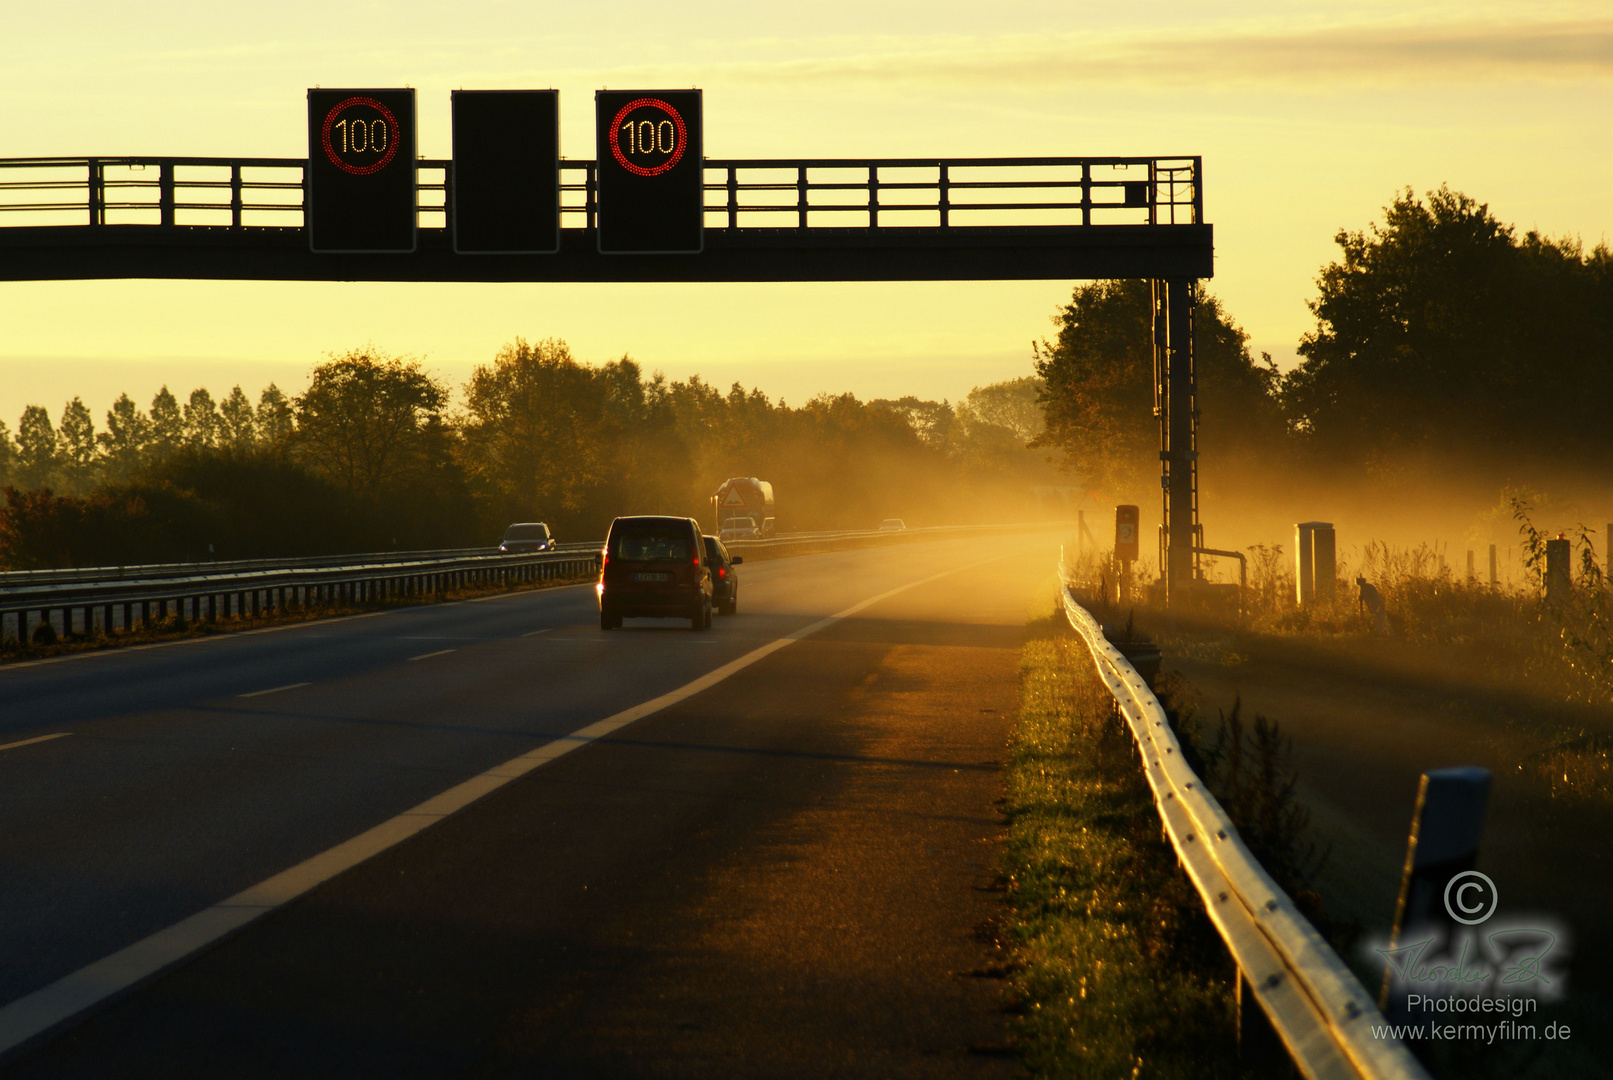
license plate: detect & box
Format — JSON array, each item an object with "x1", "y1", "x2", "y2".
[{"x1": 632, "y1": 572, "x2": 671, "y2": 582}]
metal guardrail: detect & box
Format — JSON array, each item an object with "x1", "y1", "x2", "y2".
[
  {"x1": 1058, "y1": 552, "x2": 1428, "y2": 1080},
  {"x1": 0, "y1": 155, "x2": 1202, "y2": 231},
  {"x1": 0, "y1": 542, "x2": 599, "y2": 590},
  {"x1": 0, "y1": 549, "x2": 599, "y2": 644}
]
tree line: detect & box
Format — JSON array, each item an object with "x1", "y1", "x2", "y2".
[
  {"x1": 0, "y1": 342, "x2": 1055, "y2": 569},
  {"x1": 1033, "y1": 187, "x2": 1613, "y2": 503}
]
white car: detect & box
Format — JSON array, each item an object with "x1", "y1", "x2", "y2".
[
  {"x1": 878, "y1": 518, "x2": 907, "y2": 532},
  {"x1": 719, "y1": 516, "x2": 760, "y2": 542}
]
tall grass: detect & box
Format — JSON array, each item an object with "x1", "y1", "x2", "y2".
[{"x1": 1220, "y1": 504, "x2": 1613, "y2": 708}]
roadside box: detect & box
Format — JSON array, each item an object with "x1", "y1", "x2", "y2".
[{"x1": 1114, "y1": 505, "x2": 1140, "y2": 563}]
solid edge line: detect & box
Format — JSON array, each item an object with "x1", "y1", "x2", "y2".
[
  {"x1": 236, "y1": 682, "x2": 311, "y2": 699},
  {"x1": 0, "y1": 551, "x2": 1009, "y2": 1061},
  {"x1": 0, "y1": 733, "x2": 71, "y2": 753}
]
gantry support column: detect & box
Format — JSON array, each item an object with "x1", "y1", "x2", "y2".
[{"x1": 1156, "y1": 278, "x2": 1198, "y2": 607}]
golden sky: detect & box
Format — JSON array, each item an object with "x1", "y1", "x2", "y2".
[{"x1": 2, "y1": 1, "x2": 1609, "y2": 426}]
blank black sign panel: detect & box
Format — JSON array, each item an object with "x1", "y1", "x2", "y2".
[
  {"x1": 452, "y1": 90, "x2": 560, "y2": 254},
  {"x1": 307, "y1": 89, "x2": 417, "y2": 253},
  {"x1": 595, "y1": 89, "x2": 703, "y2": 254}
]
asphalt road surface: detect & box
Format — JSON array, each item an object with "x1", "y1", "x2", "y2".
[{"x1": 0, "y1": 531, "x2": 1063, "y2": 1077}]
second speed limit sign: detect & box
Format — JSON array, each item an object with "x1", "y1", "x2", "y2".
[{"x1": 595, "y1": 89, "x2": 703, "y2": 254}]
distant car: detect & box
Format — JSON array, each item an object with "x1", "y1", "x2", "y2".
[
  {"x1": 703, "y1": 534, "x2": 744, "y2": 615},
  {"x1": 598, "y1": 516, "x2": 713, "y2": 631},
  {"x1": 719, "y1": 516, "x2": 760, "y2": 542},
  {"x1": 499, "y1": 522, "x2": 555, "y2": 553},
  {"x1": 878, "y1": 518, "x2": 907, "y2": 532}
]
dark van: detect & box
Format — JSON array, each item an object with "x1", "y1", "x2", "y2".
[{"x1": 598, "y1": 516, "x2": 713, "y2": 631}]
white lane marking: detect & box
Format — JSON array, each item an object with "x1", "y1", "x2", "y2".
[
  {"x1": 521, "y1": 629, "x2": 554, "y2": 637},
  {"x1": 236, "y1": 683, "x2": 310, "y2": 699},
  {"x1": 0, "y1": 733, "x2": 71, "y2": 753},
  {"x1": 407, "y1": 649, "x2": 456, "y2": 662},
  {"x1": 0, "y1": 553, "x2": 1008, "y2": 1057}
]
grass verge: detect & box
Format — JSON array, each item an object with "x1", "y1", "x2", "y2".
[{"x1": 1001, "y1": 610, "x2": 1258, "y2": 1078}]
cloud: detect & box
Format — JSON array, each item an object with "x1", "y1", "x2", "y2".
[{"x1": 628, "y1": 17, "x2": 1613, "y2": 91}]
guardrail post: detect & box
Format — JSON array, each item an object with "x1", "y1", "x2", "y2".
[
  {"x1": 230, "y1": 163, "x2": 243, "y2": 227},
  {"x1": 797, "y1": 165, "x2": 808, "y2": 229},
  {"x1": 867, "y1": 165, "x2": 879, "y2": 228},
  {"x1": 938, "y1": 164, "x2": 949, "y2": 227},
  {"x1": 1380, "y1": 767, "x2": 1492, "y2": 1016},
  {"x1": 1236, "y1": 969, "x2": 1286, "y2": 1067}
]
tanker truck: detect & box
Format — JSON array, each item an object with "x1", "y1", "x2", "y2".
[{"x1": 711, "y1": 477, "x2": 775, "y2": 540}]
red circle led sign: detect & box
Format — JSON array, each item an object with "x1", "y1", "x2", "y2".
[
  {"x1": 320, "y1": 96, "x2": 401, "y2": 176},
  {"x1": 608, "y1": 98, "x2": 688, "y2": 177}
]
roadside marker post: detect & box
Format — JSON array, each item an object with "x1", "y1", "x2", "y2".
[{"x1": 1379, "y1": 767, "x2": 1492, "y2": 1016}]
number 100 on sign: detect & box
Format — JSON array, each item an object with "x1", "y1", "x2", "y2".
[{"x1": 595, "y1": 89, "x2": 702, "y2": 254}]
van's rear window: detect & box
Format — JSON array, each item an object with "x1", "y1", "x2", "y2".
[{"x1": 612, "y1": 525, "x2": 691, "y2": 561}]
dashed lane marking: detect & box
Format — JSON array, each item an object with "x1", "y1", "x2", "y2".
[
  {"x1": 237, "y1": 683, "x2": 310, "y2": 699},
  {"x1": 0, "y1": 733, "x2": 71, "y2": 753},
  {"x1": 406, "y1": 649, "x2": 456, "y2": 662}
]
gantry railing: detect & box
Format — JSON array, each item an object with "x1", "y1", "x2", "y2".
[{"x1": 0, "y1": 155, "x2": 1202, "y2": 231}]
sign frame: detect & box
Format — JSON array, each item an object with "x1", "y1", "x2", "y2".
[
  {"x1": 451, "y1": 88, "x2": 562, "y2": 256},
  {"x1": 594, "y1": 89, "x2": 704, "y2": 256},
  {"x1": 306, "y1": 88, "x2": 418, "y2": 255}
]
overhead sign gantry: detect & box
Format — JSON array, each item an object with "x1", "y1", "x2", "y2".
[{"x1": 0, "y1": 87, "x2": 1213, "y2": 605}]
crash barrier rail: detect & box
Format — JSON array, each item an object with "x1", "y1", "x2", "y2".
[
  {"x1": 0, "y1": 523, "x2": 1058, "y2": 644},
  {"x1": 0, "y1": 549, "x2": 600, "y2": 644},
  {"x1": 1058, "y1": 551, "x2": 1428, "y2": 1080},
  {"x1": 0, "y1": 542, "x2": 599, "y2": 590},
  {"x1": 0, "y1": 155, "x2": 1201, "y2": 231}
]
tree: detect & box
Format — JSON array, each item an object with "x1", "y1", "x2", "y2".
[
  {"x1": 98, "y1": 393, "x2": 151, "y2": 484},
  {"x1": 149, "y1": 387, "x2": 183, "y2": 459},
  {"x1": 0, "y1": 418, "x2": 12, "y2": 488},
  {"x1": 14, "y1": 406, "x2": 58, "y2": 490},
  {"x1": 57, "y1": 397, "x2": 97, "y2": 494},
  {"x1": 957, "y1": 377, "x2": 1044, "y2": 444},
  {"x1": 1032, "y1": 280, "x2": 1284, "y2": 496},
  {"x1": 183, "y1": 388, "x2": 221, "y2": 450},
  {"x1": 256, "y1": 383, "x2": 295, "y2": 447},
  {"x1": 1287, "y1": 187, "x2": 1613, "y2": 472},
  {"x1": 219, "y1": 385, "x2": 257, "y2": 452},
  {"x1": 459, "y1": 337, "x2": 612, "y2": 517},
  {"x1": 872, "y1": 397, "x2": 956, "y2": 450},
  {"x1": 295, "y1": 350, "x2": 449, "y2": 494}
]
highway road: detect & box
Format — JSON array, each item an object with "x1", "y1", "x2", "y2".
[{"x1": 0, "y1": 530, "x2": 1063, "y2": 1077}]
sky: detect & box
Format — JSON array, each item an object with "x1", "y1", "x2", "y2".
[{"x1": 2, "y1": 1, "x2": 1610, "y2": 428}]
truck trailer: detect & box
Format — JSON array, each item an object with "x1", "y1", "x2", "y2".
[{"x1": 711, "y1": 477, "x2": 775, "y2": 539}]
